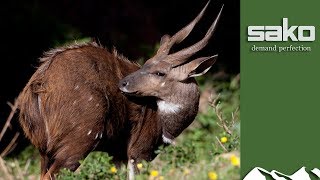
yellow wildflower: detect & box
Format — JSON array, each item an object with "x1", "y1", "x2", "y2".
[
  {"x1": 110, "y1": 166, "x2": 117, "y2": 173},
  {"x1": 230, "y1": 154, "x2": 240, "y2": 167},
  {"x1": 208, "y1": 171, "x2": 218, "y2": 180},
  {"x1": 137, "y1": 163, "x2": 143, "y2": 170},
  {"x1": 220, "y1": 136, "x2": 228, "y2": 143},
  {"x1": 150, "y1": 170, "x2": 159, "y2": 177},
  {"x1": 183, "y1": 168, "x2": 191, "y2": 175}
]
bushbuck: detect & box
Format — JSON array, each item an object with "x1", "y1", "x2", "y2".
[{"x1": 18, "y1": 2, "x2": 222, "y2": 179}]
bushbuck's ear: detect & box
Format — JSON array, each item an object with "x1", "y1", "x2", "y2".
[
  {"x1": 188, "y1": 55, "x2": 217, "y2": 77},
  {"x1": 159, "y1": 35, "x2": 171, "y2": 46},
  {"x1": 173, "y1": 55, "x2": 217, "y2": 81}
]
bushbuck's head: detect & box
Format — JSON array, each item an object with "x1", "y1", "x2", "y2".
[
  {"x1": 119, "y1": 2, "x2": 222, "y2": 101},
  {"x1": 119, "y1": 2, "x2": 223, "y2": 143}
]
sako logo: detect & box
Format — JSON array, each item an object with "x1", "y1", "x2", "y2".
[{"x1": 248, "y1": 18, "x2": 315, "y2": 42}]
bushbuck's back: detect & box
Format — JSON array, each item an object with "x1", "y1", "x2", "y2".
[
  {"x1": 19, "y1": 43, "x2": 142, "y2": 178},
  {"x1": 18, "y1": 2, "x2": 222, "y2": 179}
]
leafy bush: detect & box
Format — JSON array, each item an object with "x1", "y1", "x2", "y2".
[{"x1": 57, "y1": 152, "x2": 126, "y2": 180}]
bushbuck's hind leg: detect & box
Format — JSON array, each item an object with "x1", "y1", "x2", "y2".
[
  {"x1": 40, "y1": 153, "x2": 50, "y2": 179},
  {"x1": 42, "y1": 157, "x2": 80, "y2": 180},
  {"x1": 41, "y1": 129, "x2": 103, "y2": 179},
  {"x1": 41, "y1": 144, "x2": 97, "y2": 180}
]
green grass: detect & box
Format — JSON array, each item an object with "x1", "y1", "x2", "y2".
[{"x1": 1, "y1": 76, "x2": 240, "y2": 180}]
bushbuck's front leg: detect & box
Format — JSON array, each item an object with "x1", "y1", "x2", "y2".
[{"x1": 127, "y1": 159, "x2": 138, "y2": 180}]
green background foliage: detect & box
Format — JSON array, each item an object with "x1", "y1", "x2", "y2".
[{"x1": 241, "y1": 0, "x2": 320, "y2": 178}]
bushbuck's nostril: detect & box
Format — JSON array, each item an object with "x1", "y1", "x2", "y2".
[{"x1": 122, "y1": 81, "x2": 128, "y2": 87}]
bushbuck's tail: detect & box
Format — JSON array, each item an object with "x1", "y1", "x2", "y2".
[{"x1": 18, "y1": 66, "x2": 49, "y2": 152}]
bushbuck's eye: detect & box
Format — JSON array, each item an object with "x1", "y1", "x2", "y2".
[{"x1": 155, "y1": 72, "x2": 166, "y2": 77}]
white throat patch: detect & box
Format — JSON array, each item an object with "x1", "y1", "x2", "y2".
[
  {"x1": 162, "y1": 134, "x2": 175, "y2": 144},
  {"x1": 157, "y1": 101, "x2": 181, "y2": 114}
]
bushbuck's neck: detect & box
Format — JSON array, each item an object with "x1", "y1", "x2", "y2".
[
  {"x1": 125, "y1": 96, "x2": 162, "y2": 162},
  {"x1": 157, "y1": 79, "x2": 200, "y2": 142}
]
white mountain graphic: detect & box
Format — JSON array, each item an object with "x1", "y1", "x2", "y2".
[{"x1": 244, "y1": 167, "x2": 320, "y2": 180}]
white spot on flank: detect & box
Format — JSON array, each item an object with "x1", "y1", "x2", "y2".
[
  {"x1": 161, "y1": 82, "x2": 166, "y2": 87},
  {"x1": 95, "y1": 133, "x2": 99, "y2": 139},
  {"x1": 74, "y1": 85, "x2": 79, "y2": 90},
  {"x1": 73, "y1": 100, "x2": 77, "y2": 105},
  {"x1": 128, "y1": 159, "x2": 135, "y2": 180},
  {"x1": 99, "y1": 132, "x2": 103, "y2": 139},
  {"x1": 96, "y1": 103, "x2": 99, "y2": 107},
  {"x1": 157, "y1": 101, "x2": 181, "y2": 114},
  {"x1": 88, "y1": 96, "x2": 93, "y2": 101},
  {"x1": 162, "y1": 134, "x2": 174, "y2": 144},
  {"x1": 87, "y1": 130, "x2": 92, "y2": 135}
]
